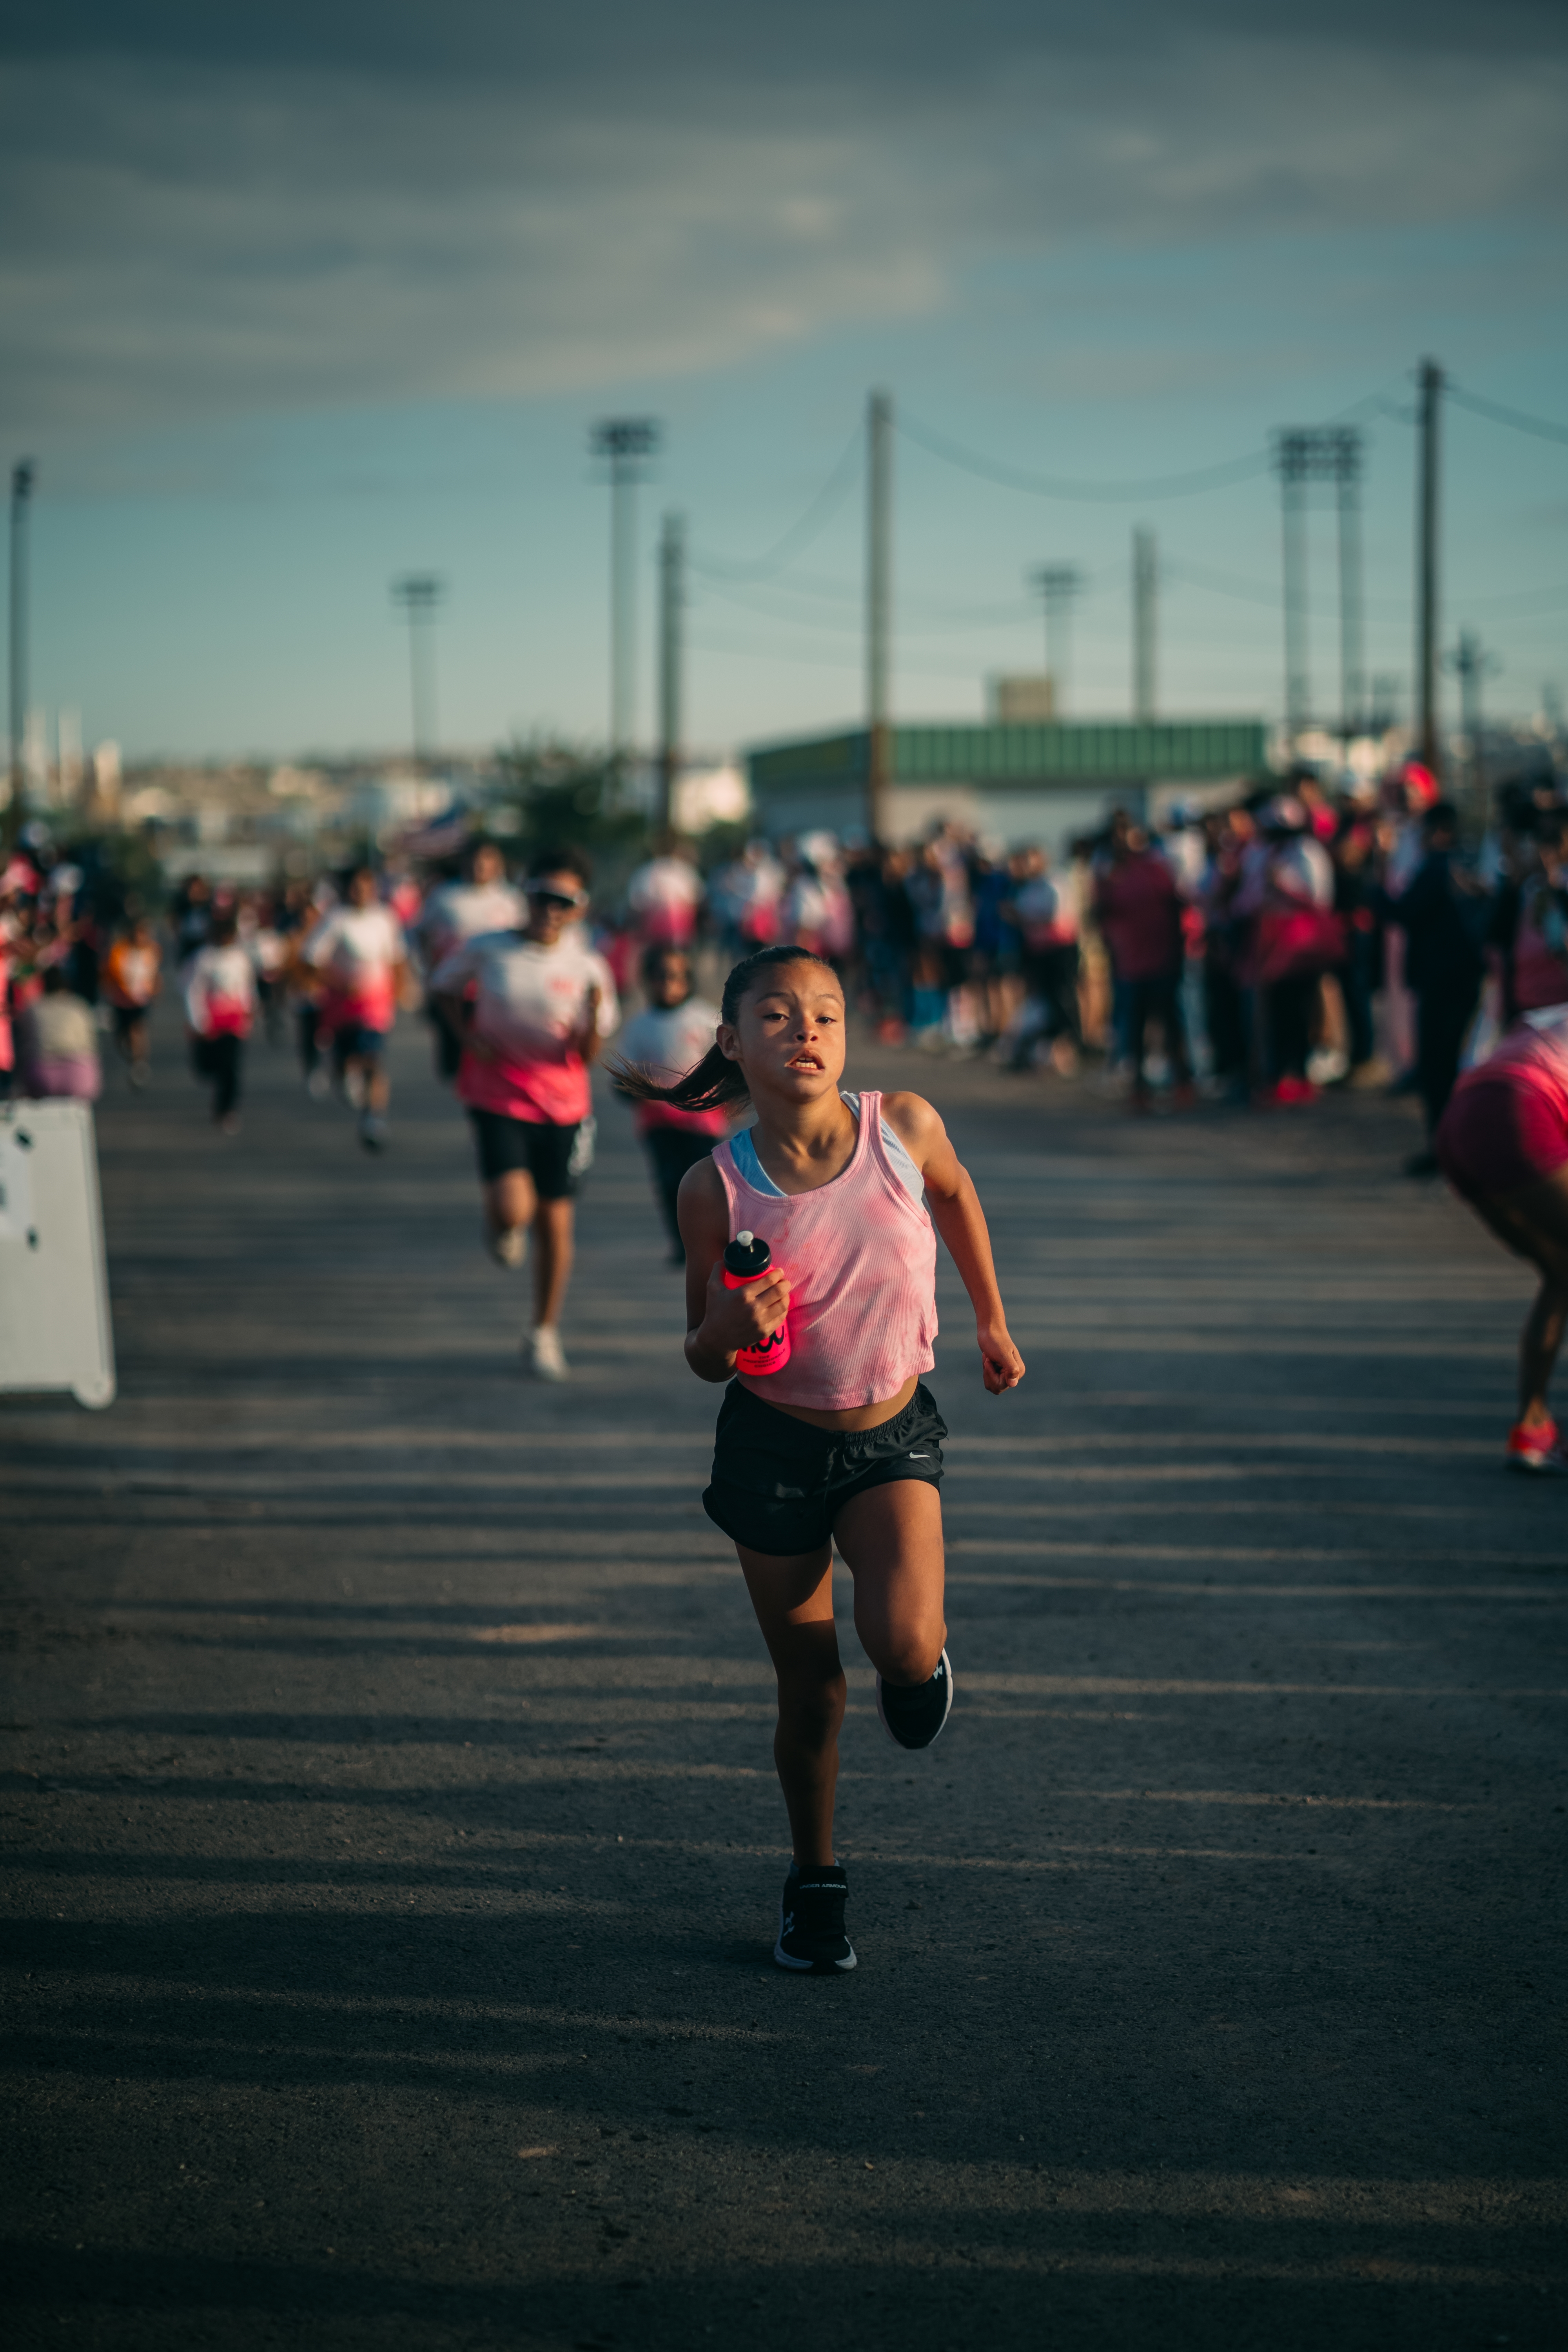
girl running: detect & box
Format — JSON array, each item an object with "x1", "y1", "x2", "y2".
[
  {"x1": 184, "y1": 911, "x2": 255, "y2": 1133},
  {"x1": 1437, "y1": 855, "x2": 1568, "y2": 1470},
  {"x1": 617, "y1": 944, "x2": 1025, "y2": 1974}
]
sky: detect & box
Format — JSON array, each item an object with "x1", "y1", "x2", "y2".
[{"x1": 5, "y1": 0, "x2": 1568, "y2": 764}]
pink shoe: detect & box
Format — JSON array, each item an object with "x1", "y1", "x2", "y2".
[{"x1": 1506, "y1": 1419, "x2": 1568, "y2": 1474}]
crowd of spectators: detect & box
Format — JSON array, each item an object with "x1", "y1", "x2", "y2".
[{"x1": 4, "y1": 752, "x2": 1563, "y2": 1182}]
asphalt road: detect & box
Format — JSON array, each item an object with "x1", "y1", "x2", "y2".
[{"x1": 3, "y1": 1007, "x2": 1565, "y2": 2350}]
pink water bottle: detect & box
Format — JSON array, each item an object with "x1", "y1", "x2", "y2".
[{"x1": 723, "y1": 1229, "x2": 791, "y2": 1376}]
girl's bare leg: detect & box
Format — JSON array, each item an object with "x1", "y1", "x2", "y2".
[
  {"x1": 833, "y1": 1480, "x2": 947, "y2": 1687},
  {"x1": 1457, "y1": 1170, "x2": 1568, "y2": 1426},
  {"x1": 484, "y1": 1168, "x2": 536, "y2": 1243},
  {"x1": 1519, "y1": 1281, "x2": 1568, "y2": 1426},
  {"x1": 738, "y1": 1544, "x2": 842, "y2": 1867}
]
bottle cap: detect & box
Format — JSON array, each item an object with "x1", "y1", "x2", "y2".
[{"x1": 723, "y1": 1231, "x2": 771, "y2": 1278}]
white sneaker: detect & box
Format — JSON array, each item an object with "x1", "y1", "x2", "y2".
[
  {"x1": 306, "y1": 1067, "x2": 330, "y2": 1100},
  {"x1": 489, "y1": 1225, "x2": 526, "y2": 1270},
  {"x1": 359, "y1": 1111, "x2": 388, "y2": 1152},
  {"x1": 528, "y1": 1324, "x2": 568, "y2": 1382}
]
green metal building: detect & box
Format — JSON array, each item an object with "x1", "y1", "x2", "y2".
[{"x1": 747, "y1": 719, "x2": 1267, "y2": 849}]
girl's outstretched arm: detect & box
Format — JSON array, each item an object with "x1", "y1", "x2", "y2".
[{"x1": 883, "y1": 1092, "x2": 1025, "y2": 1395}]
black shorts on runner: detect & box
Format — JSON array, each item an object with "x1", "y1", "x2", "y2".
[
  {"x1": 113, "y1": 1004, "x2": 147, "y2": 1040},
  {"x1": 331, "y1": 1022, "x2": 387, "y2": 1065},
  {"x1": 703, "y1": 1378, "x2": 946, "y2": 1556},
  {"x1": 468, "y1": 1109, "x2": 579, "y2": 1198}
]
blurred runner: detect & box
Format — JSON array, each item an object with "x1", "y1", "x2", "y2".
[
  {"x1": 431, "y1": 848, "x2": 618, "y2": 1381},
  {"x1": 613, "y1": 944, "x2": 726, "y2": 1262},
  {"x1": 626, "y1": 838, "x2": 702, "y2": 951},
  {"x1": 184, "y1": 911, "x2": 255, "y2": 1134},
  {"x1": 303, "y1": 866, "x2": 411, "y2": 1151},
  {"x1": 16, "y1": 967, "x2": 102, "y2": 1102},
  {"x1": 101, "y1": 913, "x2": 162, "y2": 1086},
  {"x1": 414, "y1": 838, "x2": 523, "y2": 1080}
]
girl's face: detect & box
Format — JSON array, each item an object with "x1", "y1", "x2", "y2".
[
  {"x1": 720, "y1": 961, "x2": 846, "y2": 1104},
  {"x1": 648, "y1": 955, "x2": 691, "y2": 1009}
]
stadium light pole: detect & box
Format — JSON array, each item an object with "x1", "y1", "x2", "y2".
[
  {"x1": 9, "y1": 459, "x2": 34, "y2": 833},
  {"x1": 592, "y1": 419, "x2": 660, "y2": 780},
  {"x1": 866, "y1": 389, "x2": 894, "y2": 842},
  {"x1": 1030, "y1": 564, "x2": 1083, "y2": 718},
  {"x1": 657, "y1": 510, "x2": 684, "y2": 835},
  {"x1": 391, "y1": 575, "x2": 444, "y2": 770},
  {"x1": 1417, "y1": 358, "x2": 1444, "y2": 779}
]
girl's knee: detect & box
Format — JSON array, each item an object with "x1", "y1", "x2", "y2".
[{"x1": 864, "y1": 1620, "x2": 946, "y2": 1688}]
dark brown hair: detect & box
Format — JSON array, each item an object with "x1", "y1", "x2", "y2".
[{"x1": 612, "y1": 944, "x2": 839, "y2": 1112}]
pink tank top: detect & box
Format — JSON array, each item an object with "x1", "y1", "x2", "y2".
[{"x1": 713, "y1": 1090, "x2": 938, "y2": 1411}]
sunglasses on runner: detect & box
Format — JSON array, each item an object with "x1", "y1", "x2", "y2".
[{"x1": 526, "y1": 884, "x2": 588, "y2": 909}]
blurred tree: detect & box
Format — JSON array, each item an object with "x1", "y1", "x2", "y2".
[{"x1": 493, "y1": 737, "x2": 651, "y2": 896}]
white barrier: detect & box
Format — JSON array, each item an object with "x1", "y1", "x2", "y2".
[{"x1": 0, "y1": 1098, "x2": 117, "y2": 1409}]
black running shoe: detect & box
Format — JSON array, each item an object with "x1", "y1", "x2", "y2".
[
  {"x1": 876, "y1": 1646, "x2": 954, "y2": 1750},
  {"x1": 775, "y1": 1861, "x2": 857, "y2": 1973}
]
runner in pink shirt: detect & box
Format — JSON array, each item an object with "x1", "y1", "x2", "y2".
[
  {"x1": 431, "y1": 848, "x2": 619, "y2": 1381},
  {"x1": 303, "y1": 865, "x2": 411, "y2": 1152},
  {"x1": 1439, "y1": 831, "x2": 1568, "y2": 1472},
  {"x1": 183, "y1": 913, "x2": 255, "y2": 1134}
]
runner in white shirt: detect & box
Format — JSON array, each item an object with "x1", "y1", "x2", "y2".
[
  {"x1": 626, "y1": 846, "x2": 702, "y2": 948},
  {"x1": 414, "y1": 839, "x2": 525, "y2": 1080},
  {"x1": 613, "y1": 946, "x2": 728, "y2": 1263},
  {"x1": 303, "y1": 865, "x2": 411, "y2": 1152},
  {"x1": 430, "y1": 849, "x2": 619, "y2": 1381},
  {"x1": 184, "y1": 913, "x2": 256, "y2": 1134}
]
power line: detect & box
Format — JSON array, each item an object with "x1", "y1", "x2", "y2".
[
  {"x1": 686, "y1": 627, "x2": 984, "y2": 683},
  {"x1": 693, "y1": 571, "x2": 1036, "y2": 638},
  {"x1": 687, "y1": 428, "x2": 862, "y2": 582},
  {"x1": 1447, "y1": 383, "x2": 1568, "y2": 448},
  {"x1": 897, "y1": 407, "x2": 1271, "y2": 502}
]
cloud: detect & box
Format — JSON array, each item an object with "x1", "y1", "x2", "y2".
[{"x1": 0, "y1": 5, "x2": 1564, "y2": 441}]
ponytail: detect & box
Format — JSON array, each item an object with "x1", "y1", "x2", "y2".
[{"x1": 609, "y1": 941, "x2": 838, "y2": 1113}]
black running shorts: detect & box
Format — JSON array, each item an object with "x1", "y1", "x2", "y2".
[
  {"x1": 704, "y1": 1379, "x2": 946, "y2": 1557},
  {"x1": 330, "y1": 1022, "x2": 387, "y2": 1065},
  {"x1": 468, "y1": 1108, "x2": 579, "y2": 1198}
]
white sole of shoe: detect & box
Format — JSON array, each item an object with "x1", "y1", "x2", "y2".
[{"x1": 875, "y1": 1646, "x2": 954, "y2": 1750}]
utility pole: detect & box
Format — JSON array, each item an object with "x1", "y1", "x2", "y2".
[
  {"x1": 1417, "y1": 357, "x2": 1443, "y2": 778},
  {"x1": 592, "y1": 418, "x2": 660, "y2": 778},
  {"x1": 1132, "y1": 528, "x2": 1157, "y2": 724},
  {"x1": 9, "y1": 459, "x2": 34, "y2": 833},
  {"x1": 1274, "y1": 434, "x2": 1311, "y2": 747},
  {"x1": 390, "y1": 575, "x2": 443, "y2": 769},
  {"x1": 1335, "y1": 434, "x2": 1364, "y2": 740},
  {"x1": 1030, "y1": 565, "x2": 1083, "y2": 717},
  {"x1": 866, "y1": 389, "x2": 893, "y2": 842},
  {"x1": 657, "y1": 511, "x2": 684, "y2": 835},
  {"x1": 1445, "y1": 629, "x2": 1501, "y2": 821},
  {"x1": 1273, "y1": 426, "x2": 1362, "y2": 751}
]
